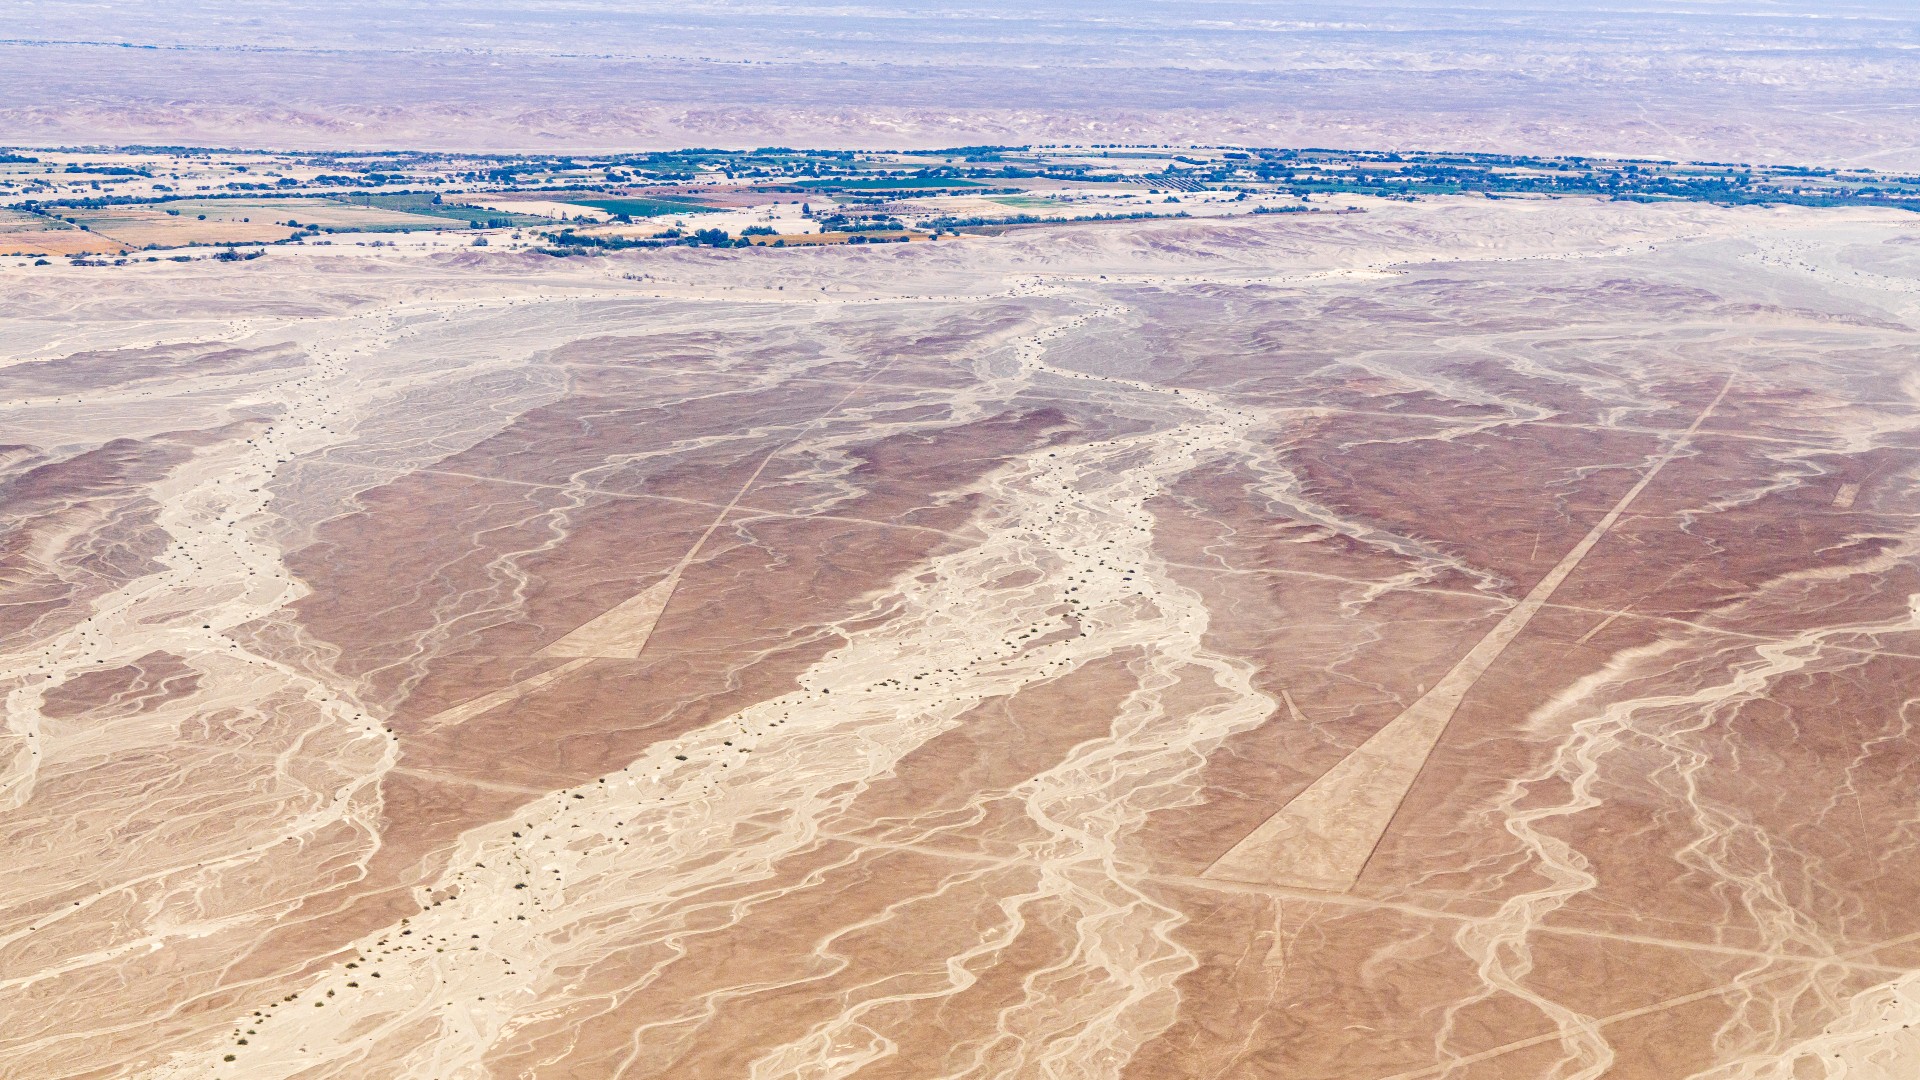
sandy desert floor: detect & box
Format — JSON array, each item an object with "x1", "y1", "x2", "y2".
[{"x1": 7, "y1": 196, "x2": 1920, "y2": 1078}]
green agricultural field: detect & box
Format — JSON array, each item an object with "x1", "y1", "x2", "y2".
[
  {"x1": 47, "y1": 196, "x2": 483, "y2": 247},
  {"x1": 334, "y1": 193, "x2": 551, "y2": 227},
  {"x1": 563, "y1": 197, "x2": 719, "y2": 218}
]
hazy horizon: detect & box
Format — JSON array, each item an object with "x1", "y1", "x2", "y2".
[{"x1": 5, "y1": 1, "x2": 1918, "y2": 165}]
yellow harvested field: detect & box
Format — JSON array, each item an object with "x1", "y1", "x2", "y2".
[
  {"x1": 216, "y1": 199, "x2": 458, "y2": 230},
  {"x1": 66, "y1": 209, "x2": 297, "y2": 248},
  {"x1": 0, "y1": 231, "x2": 126, "y2": 255}
]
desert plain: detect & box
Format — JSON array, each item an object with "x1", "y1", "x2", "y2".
[{"x1": 6, "y1": 190, "x2": 1920, "y2": 1080}]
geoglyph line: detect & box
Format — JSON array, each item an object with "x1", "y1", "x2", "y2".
[
  {"x1": 1204, "y1": 374, "x2": 1736, "y2": 893},
  {"x1": 156, "y1": 286, "x2": 1286, "y2": 1079}
]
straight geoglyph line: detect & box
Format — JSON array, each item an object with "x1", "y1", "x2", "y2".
[{"x1": 1203, "y1": 375, "x2": 1736, "y2": 893}]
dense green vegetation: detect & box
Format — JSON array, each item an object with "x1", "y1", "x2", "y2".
[
  {"x1": 17, "y1": 143, "x2": 1920, "y2": 266},
  {"x1": 539, "y1": 225, "x2": 744, "y2": 254},
  {"x1": 330, "y1": 193, "x2": 549, "y2": 227},
  {"x1": 1186, "y1": 150, "x2": 1920, "y2": 212},
  {"x1": 918, "y1": 210, "x2": 1191, "y2": 231}
]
